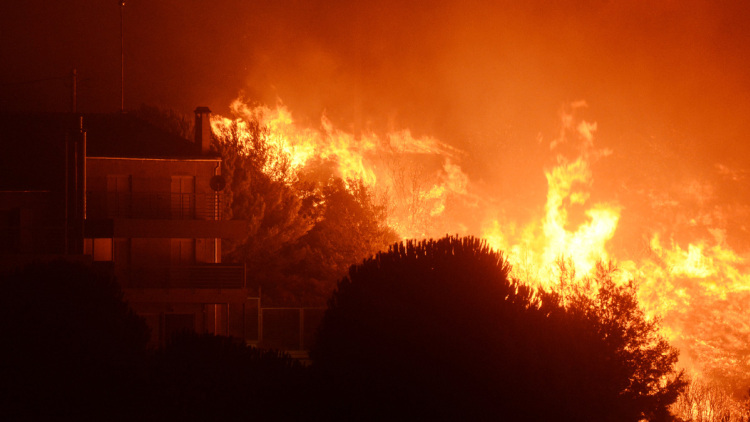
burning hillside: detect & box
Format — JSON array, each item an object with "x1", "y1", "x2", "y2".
[{"x1": 213, "y1": 97, "x2": 750, "y2": 397}]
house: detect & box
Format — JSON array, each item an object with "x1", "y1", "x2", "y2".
[{"x1": 0, "y1": 108, "x2": 258, "y2": 347}]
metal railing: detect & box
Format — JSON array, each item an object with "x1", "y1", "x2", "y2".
[
  {"x1": 86, "y1": 191, "x2": 224, "y2": 220},
  {"x1": 121, "y1": 264, "x2": 245, "y2": 289}
]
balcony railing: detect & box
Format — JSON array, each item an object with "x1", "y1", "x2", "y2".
[
  {"x1": 87, "y1": 192, "x2": 224, "y2": 220},
  {"x1": 120, "y1": 264, "x2": 245, "y2": 289}
]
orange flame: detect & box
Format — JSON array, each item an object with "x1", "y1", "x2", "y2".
[
  {"x1": 211, "y1": 99, "x2": 472, "y2": 239},
  {"x1": 214, "y1": 97, "x2": 750, "y2": 392}
]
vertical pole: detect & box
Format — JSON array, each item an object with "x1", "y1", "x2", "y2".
[
  {"x1": 257, "y1": 289, "x2": 262, "y2": 345},
  {"x1": 299, "y1": 309, "x2": 304, "y2": 351},
  {"x1": 214, "y1": 304, "x2": 219, "y2": 334},
  {"x1": 120, "y1": 1, "x2": 125, "y2": 113},
  {"x1": 64, "y1": 133, "x2": 70, "y2": 253},
  {"x1": 68, "y1": 116, "x2": 87, "y2": 255},
  {"x1": 80, "y1": 117, "x2": 86, "y2": 222},
  {"x1": 71, "y1": 68, "x2": 77, "y2": 113},
  {"x1": 258, "y1": 307, "x2": 263, "y2": 345}
]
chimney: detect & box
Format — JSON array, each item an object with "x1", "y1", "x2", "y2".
[{"x1": 194, "y1": 106, "x2": 212, "y2": 154}]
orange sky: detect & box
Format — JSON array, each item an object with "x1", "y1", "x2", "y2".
[
  {"x1": 2, "y1": 0, "x2": 749, "y2": 243},
  {"x1": 4, "y1": 0, "x2": 750, "y2": 390}
]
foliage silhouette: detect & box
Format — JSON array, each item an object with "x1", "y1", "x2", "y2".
[
  {"x1": 213, "y1": 115, "x2": 395, "y2": 305},
  {"x1": 311, "y1": 236, "x2": 684, "y2": 421},
  {"x1": 275, "y1": 177, "x2": 399, "y2": 305},
  {"x1": 146, "y1": 332, "x2": 309, "y2": 420},
  {"x1": 0, "y1": 260, "x2": 150, "y2": 420},
  {"x1": 566, "y1": 262, "x2": 686, "y2": 421},
  {"x1": 131, "y1": 104, "x2": 194, "y2": 141},
  {"x1": 212, "y1": 117, "x2": 317, "y2": 266}
]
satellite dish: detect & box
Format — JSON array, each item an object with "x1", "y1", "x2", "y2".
[{"x1": 210, "y1": 175, "x2": 226, "y2": 191}]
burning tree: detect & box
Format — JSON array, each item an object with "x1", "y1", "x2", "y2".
[
  {"x1": 565, "y1": 261, "x2": 687, "y2": 421},
  {"x1": 311, "y1": 236, "x2": 685, "y2": 421},
  {"x1": 212, "y1": 112, "x2": 396, "y2": 305},
  {"x1": 212, "y1": 116, "x2": 317, "y2": 263},
  {"x1": 671, "y1": 376, "x2": 750, "y2": 422}
]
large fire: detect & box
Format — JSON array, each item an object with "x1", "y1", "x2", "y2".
[{"x1": 212, "y1": 98, "x2": 750, "y2": 395}]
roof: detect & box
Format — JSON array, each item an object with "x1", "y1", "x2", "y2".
[{"x1": 0, "y1": 111, "x2": 218, "y2": 191}]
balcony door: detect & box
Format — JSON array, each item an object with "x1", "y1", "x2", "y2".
[
  {"x1": 106, "y1": 175, "x2": 131, "y2": 218},
  {"x1": 171, "y1": 176, "x2": 195, "y2": 219},
  {"x1": 170, "y1": 238, "x2": 195, "y2": 288},
  {"x1": 170, "y1": 238, "x2": 195, "y2": 265}
]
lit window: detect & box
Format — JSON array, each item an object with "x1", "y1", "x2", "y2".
[{"x1": 92, "y1": 238, "x2": 113, "y2": 261}]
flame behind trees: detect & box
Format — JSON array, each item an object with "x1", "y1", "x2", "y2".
[
  {"x1": 312, "y1": 236, "x2": 684, "y2": 421},
  {"x1": 211, "y1": 114, "x2": 397, "y2": 305},
  {"x1": 152, "y1": 96, "x2": 749, "y2": 399}
]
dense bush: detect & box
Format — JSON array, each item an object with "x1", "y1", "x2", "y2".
[
  {"x1": 0, "y1": 260, "x2": 150, "y2": 420},
  {"x1": 311, "y1": 236, "x2": 684, "y2": 421},
  {"x1": 147, "y1": 332, "x2": 309, "y2": 420}
]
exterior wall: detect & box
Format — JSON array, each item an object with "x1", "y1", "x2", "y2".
[
  {"x1": 86, "y1": 156, "x2": 222, "y2": 267},
  {"x1": 85, "y1": 156, "x2": 254, "y2": 347},
  {"x1": 87, "y1": 157, "x2": 219, "y2": 195}
]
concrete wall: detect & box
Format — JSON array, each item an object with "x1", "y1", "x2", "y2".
[{"x1": 87, "y1": 157, "x2": 220, "y2": 195}]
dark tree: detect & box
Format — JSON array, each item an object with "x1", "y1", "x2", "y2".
[
  {"x1": 296, "y1": 178, "x2": 397, "y2": 282},
  {"x1": 566, "y1": 262, "x2": 686, "y2": 421},
  {"x1": 131, "y1": 104, "x2": 194, "y2": 141},
  {"x1": 212, "y1": 117, "x2": 318, "y2": 265},
  {"x1": 311, "y1": 236, "x2": 684, "y2": 421},
  {"x1": 213, "y1": 115, "x2": 395, "y2": 306},
  {"x1": 0, "y1": 260, "x2": 150, "y2": 420},
  {"x1": 271, "y1": 177, "x2": 399, "y2": 305},
  {"x1": 212, "y1": 117, "x2": 322, "y2": 306},
  {"x1": 146, "y1": 332, "x2": 309, "y2": 420}
]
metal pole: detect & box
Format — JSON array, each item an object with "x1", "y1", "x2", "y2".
[
  {"x1": 120, "y1": 1, "x2": 125, "y2": 113},
  {"x1": 258, "y1": 306, "x2": 263, "y2": 345},
  {"x1": 299, "y1": 309, "x2": 304, "y2": 350},
  {"x1": 64, "y1": 132, "x2": 69, "y2": 253},
  {"x1": 71, "y1": 68, "x2": 77, "y2": 113},
  {"x1": 79, "y1": 117, "x2": 87, "y2": 239}
]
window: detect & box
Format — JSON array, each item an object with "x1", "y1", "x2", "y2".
[
  {"x1": 170, "y1": 176, "x2": 194, "y2": 219},
  {"x1": 85, "y1": 238, "x2": 113, "y2": 261},
  {"x1": 106, "y1": 175, "x2": 131, "y2": 217}
]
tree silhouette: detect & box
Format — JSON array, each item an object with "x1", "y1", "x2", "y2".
[
  {"x1": 272, "y1": 177, "x2": 399, "y2": 305},
  {"x1": 311, "y1": 236, "x2": 684, "y2": 421},
  {"x1": 213, "y1": 116, "x2": 396, "y2": 306},
  {"x1": 212, "y1": 117, "x2": 318, "y2": 265},
  {"x1": 0, "y1": 260, "x2": 149, "y2": 420},
  {"x1": 566, "y1": 262, "x2": 686, "y2": 421},
  {"x1": 131, "y1": 104, "x2": 194, "y2": 141},
  {"x1": 146, "y1": 332, "x2": 309, "y2": 420}
]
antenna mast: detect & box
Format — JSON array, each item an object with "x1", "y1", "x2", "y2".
[{"x1": 120, "y1": 0, "x2": 125, "y2": 113}]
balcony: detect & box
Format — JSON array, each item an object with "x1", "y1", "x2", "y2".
[
  {"x1": 120, "y1": 264, "x2": 245, "y2": 289},
  {"x1": 87, "y1": 191, "x2": 224, "y2": 220}
]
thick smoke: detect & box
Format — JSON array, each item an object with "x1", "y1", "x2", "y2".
[{"x1": 4, "y1": 0, "x2": 750, "y2": 397}]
